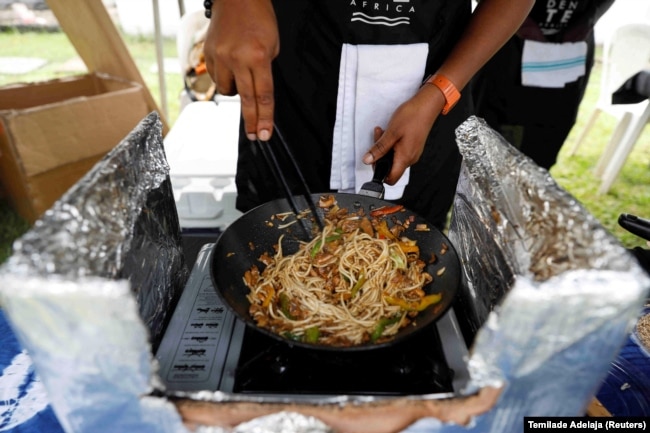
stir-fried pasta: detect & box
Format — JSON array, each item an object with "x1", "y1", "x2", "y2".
[{"x1": 243, "y1": 196, "x2": 440, "y2": 347}]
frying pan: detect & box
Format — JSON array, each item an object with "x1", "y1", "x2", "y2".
[{"x1": 209, "y1": 192, "x2": 461, "y2": 351}]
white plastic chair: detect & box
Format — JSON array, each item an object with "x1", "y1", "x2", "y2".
[{"x1": 569, "y1": 23, "x2": 650, "y2": 194}]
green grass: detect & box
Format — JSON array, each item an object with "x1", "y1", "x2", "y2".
[
  {"x1": 0, "y1": 200, "x2": 30, "y2": 264},
  {"x1": 0, "y1": 28, "x2": 184, "y2": 124},
  {"x1": 0, "y1": 30, "x2": 77, "y2": 81},
  {"x1": 550, "y1": 59, "x2": 650, "y2": 250},
  {"x1": 0, "y1": 28, "x2": 649, "y2": 264}
]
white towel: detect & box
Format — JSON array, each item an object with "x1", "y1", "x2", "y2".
[
  {"x1": 521, "y1": 40, "x2": 587, "y2": 88},
  {"x1": 330, "y1": 43, "x2": 429, "y2": 200}
]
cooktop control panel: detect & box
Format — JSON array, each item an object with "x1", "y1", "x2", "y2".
[{"x1": 155, "y1": 244, "x2": 239, "y2": 392}]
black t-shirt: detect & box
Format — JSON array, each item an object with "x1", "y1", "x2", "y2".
[
  {"x1": 235, "y1": 0, "x2": 472, "y2": 228},
  {"x1": 529, "y1": 0, "x2": 591, "y2": 37},
  {"x1": 528, "y1": 0, "x2": 616, "y2": 41}
]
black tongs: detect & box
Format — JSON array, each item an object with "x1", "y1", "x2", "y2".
[{"x1": 255, "y1": 126, "x2": 325, "y2": 235}]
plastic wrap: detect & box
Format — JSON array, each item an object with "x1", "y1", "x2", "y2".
[
  {"x1": 1, "y1": 114, "x2": 648, "y2": 433},
  {"x1": 0, "y1": 275, "x2": 187, "y2": 433}
]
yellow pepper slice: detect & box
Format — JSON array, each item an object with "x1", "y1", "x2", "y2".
[
  {"x1": 397, "y1": 241, "x2": 419, "y2": 255},
  {"x1": 262, "y1": 285, "x2": 275, "y2": 308},
  {"x1": 375, "y1": 220, "x2": 396, "y2": 240},
  {"x1": 385, "y1": 293, "x2": 442, "y2": 312}
]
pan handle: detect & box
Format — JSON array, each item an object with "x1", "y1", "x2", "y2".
[
  {"x1": 371, "y1": 149, "x2": 394, "y2": 184},
  {"x1": 619, "y1": 213, "x2": 650, "y2": 241}
]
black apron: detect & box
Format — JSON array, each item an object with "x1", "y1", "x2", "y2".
[{"x1": 235, "y1": 0, "x2": 472, "y2": 229}]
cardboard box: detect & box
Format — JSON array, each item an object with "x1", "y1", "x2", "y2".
[{"x1": 0, "y1": 73, "x2": 151, "y2": 223}]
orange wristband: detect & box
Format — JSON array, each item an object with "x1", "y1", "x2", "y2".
[{"x1": 423, "y1": 73, "x2": 460, "y2": 115}]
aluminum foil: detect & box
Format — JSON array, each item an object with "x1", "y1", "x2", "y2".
[
  {"x1": 2, "y1": 111, "x2": 188, "y2": 351},
  {"x1": 448, "y1": 115, "x2": 640, "y2": 336},
  {"x1": 0, "y1": 112, "x2": 190, "y2": 433},
  {"x1": 1, "y1": 114, "x2": 649, "y2": 433},
  {"x1": 439, "y1": 116, "x2": 650, "y2": 432},
  {"x1": 214, "y1": 412, "x2": 332, "y2": 433}
]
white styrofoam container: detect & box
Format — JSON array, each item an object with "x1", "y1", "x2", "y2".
[{"x1": 163, "y1": 99, "x2": 242, "y2": 229}]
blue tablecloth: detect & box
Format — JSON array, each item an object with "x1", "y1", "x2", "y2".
[
  {"x1": 1, "y1": 305, "x2": 649, "y2": 431},
  {"x1": 596, "y1": 305, "x2": 650, "y2": 416},
  {"x1": 0, "y1": 309, "x2": 64, "y2": 433}
]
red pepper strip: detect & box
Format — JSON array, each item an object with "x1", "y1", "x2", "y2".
[
  {"x1": 370, "y1": 205, "x2": 404, "y2": 217},
  {"x1": 385, "y1": 293, "x2": 442, "y2": 312}
]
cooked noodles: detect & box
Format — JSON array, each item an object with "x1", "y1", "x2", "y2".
[{"x1": 244, "y1": 196, "x2": 439, "y2": 347}]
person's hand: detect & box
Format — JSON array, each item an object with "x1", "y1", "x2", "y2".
[
  {"x1": 203, "y1": 0, "x2": 279, "y2": 141},
  {"x1": 363, "y1": 85, "x2": 446, "y2": 185},
  {"x1": 516, "y1": 17, "x2": 547, "y2": 42}
]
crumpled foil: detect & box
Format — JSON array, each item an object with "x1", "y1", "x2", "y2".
[
  {"x1": 3, "y1": 111, "x2": 188, "y2": 351},
  {"x1": 1, "y1": 114, "x2": 648, "y2": 433},
  {"x1": 194, "y1": 411, "x2": 333, "y2": 433},
  {"x1": 448, "y1": 116, "x2": 641, "y2": 338},
  {"x1": 439, "y1": 116, "x2": 650, "y2": 432},
  {"x1": 0, "y1": 112, "x2": 189, "y2": 433}
]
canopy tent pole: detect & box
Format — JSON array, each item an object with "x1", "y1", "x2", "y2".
[
  {"x1": 46, "y1": 0, "x2": 169, "y2": 134},
  {"x1": 152, "y1": 0, "x2": 169, "y2": 122}
]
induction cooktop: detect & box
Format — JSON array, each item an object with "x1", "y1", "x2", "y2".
[{"x1": 155, "y1": 244, "x2": 470, "y2": 399}]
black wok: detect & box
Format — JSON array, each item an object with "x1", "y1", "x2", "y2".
[{"x1": 210, "y1": 192, "x2": 460, "y2": 351}]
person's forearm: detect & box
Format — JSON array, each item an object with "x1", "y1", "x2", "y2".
[{"x1": 435, "y1": 0, "x2": 534, "y2": 91}]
